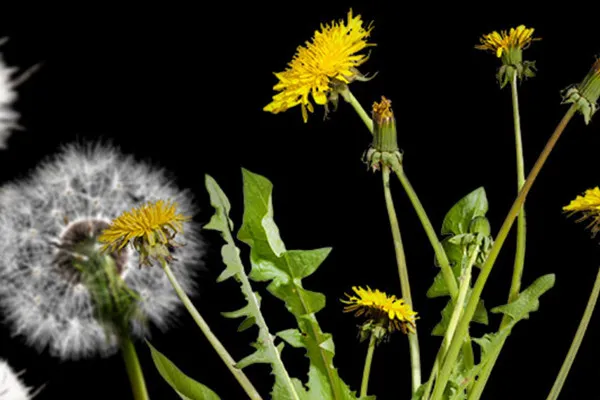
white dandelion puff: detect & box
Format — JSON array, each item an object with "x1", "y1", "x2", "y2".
[
  {"x1": 0, "y1": 142, "x2": 205, "y2": 359},
  {"x1": 0, "y1": 360, "x2": 31, "y2": 400},
  {"x1": 0, "y1": 46, "x2": 19, "y2": 149}
]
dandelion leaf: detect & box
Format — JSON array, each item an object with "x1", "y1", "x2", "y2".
[
  {"x1": 205, "y1": 174, "x2": 302, "y2": 400},
  {"x1": 147, "y1": 341, "x2": 221, "y2": 400},
  {"x1": 236, "y1": 168, "x2": 359, "y2": 400},
  {"x1": 491, "y1": 274, "x2": 555, "y2": 322},
  {"x1": 441, "y1": 187, "x2": 488, "y2": 236}
]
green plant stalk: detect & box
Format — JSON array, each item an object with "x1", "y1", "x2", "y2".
[
  {"x1": 430, "y1": 105, "x2": 577, "y2": 400},
  {"x1": 390, "y1": 160, "x2": 475, "y2": 369},
  {"x1": 360, "y1": 331, "x2": 378, "y2": 398},
  {"x1": 464, "y1": 72, "x2": 530, "y2": 400},
  {"x1": 220, "y1": 222, "x2": 300, "y2": 400},
  {"x1": 161, "y1": 260, "x2": 262, "y2": 400},
  {"x1": 421, "y1": 246, "x2": 478, "y2": 400},
  {"x1": 120, "y1": 335, "x2": 150, "y2": 400},
  {"x1": 341, "y1": 89, "x2": 373, "y2": 133},
  {"x1": 546, "y1": 267, "x2": 600, "y2": 400},
  {"x1": 509, "y1": 72, "x2": 528, "y2": 304},
  {"x1": 382, "y1": 164, "x2": 421, "y2": 392}
]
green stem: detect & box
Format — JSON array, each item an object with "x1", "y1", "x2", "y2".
[
  {"x1": 120, "y1": 335, "x2": 150, "y2": 400},
  {"x1": 508, "y1": 72, "x2": 528, "y2": 304},
  {"x1": 360, "y1": 332, "x2": 378, "y2": 397},
  {"x1": 382, "y1": 164, "x2": 421, "y2": 392},
  {"x1": 422, "y1": 246, "x2": 478, "y2": 400},
  {"x1": 391, "y1": 160, "x2": 475, "y2": 378},
  {"x1": 546, "y1": 267, "x2": 600, "y2": 400},
  {"x1": 466, "y1": 72, "x2": 529, "y2": 400},
  {"x1": 431, "y1": 105, "x2": 577, "y2": 400},
  {"x1": 161, "y1": 260, "x2": 262, "y2": 400},
  {"x1": 342, "y1": 89, "x2": 373, "y2": 134}
]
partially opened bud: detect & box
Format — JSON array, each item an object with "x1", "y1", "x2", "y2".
[{"x1": 562, "y1": 59, "x2": 600, "y2": 125}]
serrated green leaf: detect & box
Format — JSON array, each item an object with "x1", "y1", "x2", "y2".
[
  {"x1": 238, "y1": 168, "x2": 286, "y2": 257},
  {"x1": 236, "y1": 169, "x2": 357, "y2": 399},
  {"x1": 204, "y1": 174, "x2": 301, "y2": 400},
  {"x1": 491, "y1": 274, "x2": 555, "y2": 322},
  {"x1": 204, "y1": 175, "x2": 234, "y2": 233},
  {"x1": 147, "y1": 341, "x2": 220, "y2": 400},
  {"x1": 441, "y1": 187, "x2": 488, "y2": 236},
  {"x1": 277, "y1": 329, "x2": 306, "y2": 348}
]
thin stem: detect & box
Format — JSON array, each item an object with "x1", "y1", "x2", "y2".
[
  {"x1": 382, "y1": 164, "x2": 421, "y2": 392},
  {"x1": 508, "y1": 72, "x2": 527, "y2": 304},
  {"x1": 360, "y1": 332, "x2": 378, "y2": 397},
  {"x1": 431, "y1": 105, "x2": 577, "y2": 400},
  {"x1": 466, "y1": 73, "x2": 529, "y2": 400},
  {"x1": 161, "y1": 260, "x2": 262, "y2": 400},
  {"x1": 547, "y1": 267, "x2": 600, "y2": 400},
  {"x1": 392, "y1": 162, "x2": 459, "y2": 299},
  {"x1": 120, "y1": 335, "x2": 150, "y2": 400},
  {"x1": 341, "y1": 89, "x2": 373, "y2": 134}
]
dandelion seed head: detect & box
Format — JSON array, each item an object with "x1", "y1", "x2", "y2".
[
  {"x1": 0, "y1": 359, "x2": 31, "y2": 400},
  {"x1": 0, "y1": 142, "x2": 204, "y2": 359}
]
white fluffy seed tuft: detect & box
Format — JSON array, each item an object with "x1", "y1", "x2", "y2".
[{"x1": 0, "y1": 142, "x2": 204, "y2": 359}]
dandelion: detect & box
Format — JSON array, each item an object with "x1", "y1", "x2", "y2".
[
  {"x1": 264, "y1": 9, "x2": 375, "y2": 122},
  {"x1": 562, "y1": 59, "x2": 600, "y2": 124},
  {"x1": 563, "y1": 187, "x2": 600, "y2": 236},
  {"x1": 0, "y1": 142, "x2": 204, "y2": 360},
  {"x1": 475, "y1": 25, "x2": 538, "y2": 58},
  {"x1": 476, "y1": 25, "x2": 539, "y2": 88},
  {"x1": 0, "y1": 360, "x2": 31, "y2": 400},
  {"x1": 0, "y1": 49, "x2": 19, "y2": 149},
  {"x1": 342, "y1": 286, "x2": 417, "y2": 336},
  {"x1": 99, "y1": 199, "x2": 190, "y2": 267}
]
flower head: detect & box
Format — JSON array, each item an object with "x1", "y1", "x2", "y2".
[
  {"x1": 264, "y1": 9, "x2": 375, "y2": 122},
  {"x1": 342, "y1": 286, "x2": 417, "y2": 336},
  {"x1": 475, "y1": 25, "x2": 537, "y2": 58},
  {"x1": 0, "y1": 143, "x2": 204, "y2": 359},
  {"x1": 99, "y1": 200, "x2": 190, "y2": 266},
  {"x1": 476, "y1": 25, "x2": 539, "y2": 88},
  {"x1": 0, "y1": 50, "x2": 19, "y2": 149},
  {"x1": 563, "y1": 187, "x2": 600, "y2": 236}
]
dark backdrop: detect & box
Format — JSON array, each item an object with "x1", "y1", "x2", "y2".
[{"x1": 0, "y1": 4, "x2": 598, "y2": 400}]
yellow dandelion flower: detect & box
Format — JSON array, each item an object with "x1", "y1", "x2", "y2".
[
  {"x1": 264, "y1": 9, "x2": 375, "y2": 123},
  {"x1": 475, "y1": 25, "x2": 539, "y2": 58},
  {"x1": 342, "y1": 286, "x2": 417, "y2": 334},
  {"x1": 563, "y1": 187, "x2": 600, "y2": 237},
  {"x1": 99, "y1": 200, "x2": 190, "y2": 265}
]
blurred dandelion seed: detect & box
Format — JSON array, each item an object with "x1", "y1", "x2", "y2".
[
  {"x1": 0, "y1": 142, "x2": 204, "y2": 359},
  {"x1": 0, "y1": 48, "x2": 20, "y2": 149},
  {"x1": 0, "y1": 359, "x2": 31, "y2": 400}
]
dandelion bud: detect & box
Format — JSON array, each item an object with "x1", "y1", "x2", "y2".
[
  {"x1": 363, "y1": 97, "x2": 402, "y2": 172},
  {"x1": 562, "y1": 59, "x2": 600, "y2": 125}
]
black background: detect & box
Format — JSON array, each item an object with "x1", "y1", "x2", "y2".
[{"x1": 0, "y1": 4, "x2": 598, "y2": 400}]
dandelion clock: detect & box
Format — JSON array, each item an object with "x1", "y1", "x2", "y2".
[{"x1": 0, "y1": 142, "x2": 204, "y2": 399}]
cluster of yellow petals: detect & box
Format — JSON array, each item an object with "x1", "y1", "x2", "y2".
[
  {"x1": 564, "y1": 187, "x2": 600, "y2": 236},
  {"x1": 342, "y1": 286, "x2": 417, "y2": 334},
  {"x1": 99, "y1": 200, "x2": 189, "y2": 252},
  {"x1": 263, "y1": 9, "x2": 374, "y2": 122},
  {"x1": 475, "y1": 25, "x2": 538, "y2": 58}
]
